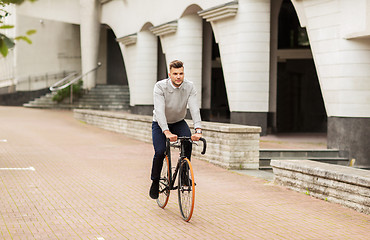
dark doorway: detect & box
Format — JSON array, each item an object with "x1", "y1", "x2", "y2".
[
  {"x1": 277, "y1": 60, "x2": 326, "y2": 132},
  {"x1": 202, "y1": 20, "x2": 230, "y2": 123},
  {"x1": 107, "y1": 29, "x2": 128, "y2": 85},
  {"x1": 157, "y1": 37, "x2": 167, "y2": 81},
  {"x1": 276, "y1": 0, "x2": 326, "y2": 132}
]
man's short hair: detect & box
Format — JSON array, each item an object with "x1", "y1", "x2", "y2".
[{"x1": 169, "y1": 60, "x2": 183, "y2": 70}]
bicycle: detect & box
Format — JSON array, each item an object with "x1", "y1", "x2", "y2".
[{"x1": 156, "y1": 136, "x2": 206, "y2": 222}]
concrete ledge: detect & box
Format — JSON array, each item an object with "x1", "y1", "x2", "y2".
[
  {"x1": 271, "y1": 160, "x2": 370, "y2": 214},
  {"x1": 73, "y1": 109, "x2": 261, "y2": 170}
]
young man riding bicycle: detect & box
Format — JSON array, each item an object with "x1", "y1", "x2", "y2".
[{"x1": 150, "y1": 60, "x2": 202, "y2": 199}]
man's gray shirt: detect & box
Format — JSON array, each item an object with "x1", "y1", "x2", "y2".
[{"x1": 153, "y1": 78, "x2": 202, "y2": 132}]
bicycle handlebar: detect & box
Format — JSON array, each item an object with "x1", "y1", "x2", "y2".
[
  {"x1": 199, "y1": 137, "x2": 207, "y2": 155},
  {"x1": 166, "y1": 137, "x2": 207, "y2": 155}
]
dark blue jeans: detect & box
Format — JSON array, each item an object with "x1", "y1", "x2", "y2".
[{"x1": 151, "y1": 120, "x2": 192, "y2": 181}]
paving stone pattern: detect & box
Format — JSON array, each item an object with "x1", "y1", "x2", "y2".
[{"x1": 0, "y1": 107, "x2": 369, "y2": 239}]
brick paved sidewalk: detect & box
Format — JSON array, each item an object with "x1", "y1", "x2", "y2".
[{"x1": 0, "y1": 107, "x2": 368, "y2": 239}]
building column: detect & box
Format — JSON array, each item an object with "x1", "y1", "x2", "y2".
[
  {"x1": 80, "y1": 0, "x2": 101, "y2": 90},
  {"x1": 151, "y1": 15, "x2": 203, "y2": 107},
  {"x1": 117, "y1": 30, "x2": 157, "y2": 115},
  {"x1": 116, "y1": 34, "x2": 137, "y2": 108},
  {"x1": 291, "y1": 0, "x2": 370, "y2": 167},
  {"x1": 199, "y1": 1, "x2": 271, "y2": 135},
  {"x1": 269, "y1": 0, "x2": 283, "y2": 132},
  {"x1": 328, "y1": 117, "x2": 370, "y2": 169},
  {"x1": 132, "y1": 30, "x2": 158, "y2": 114}
]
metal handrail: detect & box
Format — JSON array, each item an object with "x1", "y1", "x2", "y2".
[
  {"x1": 49, "y1": 62, "x2": 102, "y2": 103},
  {"x1": 49, "y1": 72, "x2": 78, "y2": 91}
]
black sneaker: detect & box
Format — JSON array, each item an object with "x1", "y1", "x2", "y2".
[{"x1": 149, "y1": 180, "x2": 159, "y2": 199}]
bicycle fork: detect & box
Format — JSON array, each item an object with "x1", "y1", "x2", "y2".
[{"x1": 169, "y1": 159, "x2": 181, "y2": 190}]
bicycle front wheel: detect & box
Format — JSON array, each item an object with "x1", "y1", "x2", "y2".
[
  {"x1": 178, "y1": 158, "x2": 195, "y2": 222},
  {"x1": 157, "y1": 155, "x2": 170, "y2": 208}
]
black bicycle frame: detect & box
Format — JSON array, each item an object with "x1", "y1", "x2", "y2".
[{"x1": 165, "y1": 137, "x2": 206, "y2": 190}]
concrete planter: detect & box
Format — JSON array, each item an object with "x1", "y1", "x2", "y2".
[
  {"x1": 271, "y1": 160, "x2": 370, "y2": 214},
  {"x1": 73, "y1": 109, "x2": 261, "y2": 170}
]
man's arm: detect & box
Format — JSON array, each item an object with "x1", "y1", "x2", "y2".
[
  {"x1": 153, "y1": 84, "x2": 169, "y2": 132},
  {"x1": 187, "y1": 84, "x2": 202, "y2": 141}
]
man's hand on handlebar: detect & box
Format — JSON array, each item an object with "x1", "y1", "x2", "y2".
[
  {"x1": 191, "y1": 128, "x2": 202, "y2": 141},
  {"x1": 191, "y1": 133, "x2": 202, "y2": 141},
  {"x1": 163, "y1": 130, "x2": 177, "y2": 142}
]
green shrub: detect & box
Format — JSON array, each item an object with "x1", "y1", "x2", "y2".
[{"x1": 52, "y1": 80, "x2": 83, "y2": 103}]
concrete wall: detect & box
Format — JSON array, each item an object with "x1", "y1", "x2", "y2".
[
  {"x1": 271, "y1": 160, "x2": 370, "y2": 214},
  {"x1": 73, "y1": 109, "x2": 261, "y2": 170},
  {"x1": 14, "y1": 15, "x2": 81, "y2": 91},
  {"x1": 0, "y1": 51, "x2": 15, "y2": 90},
  {"x1": 16, "y1": 0, "x2": 81, "y2": 24},
  {"x1": 0, "y1": 5, "x2": 16, "y2": 89},
  {"x1": 2, "y1": 0, "x2": 83, "y2": 92},
  {"x1": 0, "y1": 88, "x2": 50, "y2": 106}
]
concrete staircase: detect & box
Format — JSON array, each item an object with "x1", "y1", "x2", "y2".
[
  {"x1": 259, "y1": 149, "x2": 349, "y2": 170},
  {"x1": 23, "y1": 92, "x2": 62, "y2": 109},
  {"x1": 23, "y1": 84, "x2": 130, "y2": 111},
  {"x1": 76, "y1": 85, "x2": 130, "y2": 111}
]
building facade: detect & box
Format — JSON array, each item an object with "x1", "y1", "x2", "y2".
[{"x1": 1, "y1": 0, "x2": 369, "y2": 168}]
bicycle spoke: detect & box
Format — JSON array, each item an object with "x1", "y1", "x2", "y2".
[
  {"x1": 178, "y1": 158, "x2": 195, "y2": 221},
  {"x1": 179, "y1": 186, "x2": 192, "y2": 216},
  {"x1": 156, "y1": 156, "x2": 171, "y2": 208}
]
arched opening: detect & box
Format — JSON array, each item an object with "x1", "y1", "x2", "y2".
[
  {"x1": 273, "y1": 0, "x2": 326, "y2": 132},
  {"x1": 201, "y1": 20, "x2": 230, "y2": 123},
  {"x1": 157, "y1": 37, "x2": 167, "y2": 81},
  {"x1": 106, "y1": 27, "x2": 128, "y2": 85}
]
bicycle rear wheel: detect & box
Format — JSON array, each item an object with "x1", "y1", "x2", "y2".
[
  {"x1": 178, "y1": 158, "x2": 195, "y2": 222},
  {"x1": 156, "y1": 155, "x2": 170, "y2": 208}
]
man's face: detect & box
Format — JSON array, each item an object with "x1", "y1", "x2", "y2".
[{"x1": 169, "y1": 67, "x2": 184, "y2": 87}]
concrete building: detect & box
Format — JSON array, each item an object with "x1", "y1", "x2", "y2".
[{"x1": 1, "y1": 0, "x2": 369, "y2": 168}]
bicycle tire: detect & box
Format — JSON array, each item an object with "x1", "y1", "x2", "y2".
[
  {"x1": 178, "y1": 158, "x2": 195, "y2": 222},
  {"x1": 156, "y1": 155, "x2": 170, "y2": 208}
]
